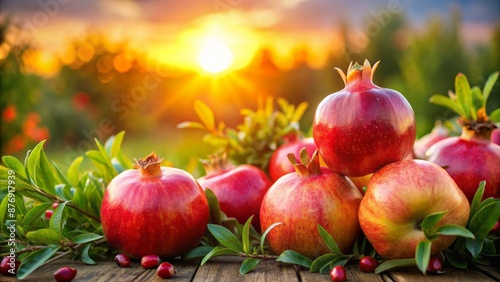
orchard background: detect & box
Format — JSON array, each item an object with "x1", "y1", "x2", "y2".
[{"x1": 1, "y1": 0, "x2": 499, "y2": 176}]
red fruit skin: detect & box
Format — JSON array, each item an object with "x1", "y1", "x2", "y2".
[
  {"x1": 101, "y1": 167, "x2": 209, "y2": 259},
  {"x1": 198, "y1": 165, "x2": 272, "y2": 229},
  {"x1": 413, "y1": 122, "x2": 449, "y2": 159},
  {"x1": 359, "y1": 256, "x2": 379, "y2": 273},
  {"x1": 313, "y1": 79, "x2": 416, "y2": 177},
  {"x1": 330, "y1": 265, "x2": 347, "y2": 281},
  {"x1": 156, "y1": 262, "x2": 176, "y2": 279},
  {"x1": 114, "y1": 254, "x2": 131, "y2": 267},
  {"x1": 141, "y1": 255, "x2": 161, "y2": 269},
  {"x1": 53, "y1": 266, "x2": 77, "y2": 282},
  {"x1": 492, "y1": 128, "x2": 500, "y2": 145},
  {"x1": 269, "y1": 137, "x2": 317, "y2": 181},
  {"x1": 260, "y1": 168, "x2": 362, "y2": 258},
  {"x1": 0, "y1": 256, "x2": 20, "y2": 276},
  {"x1": 45, "y1": 209, "x2": 53, "y2": 220},
  {"x1": 427, "y1": 256, "x2": 443, "y2": 273},
  {"x1": 426, "y1": 136, "x2": 500, "y2": 202}
]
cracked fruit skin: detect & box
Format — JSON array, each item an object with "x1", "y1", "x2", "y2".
[
  {"x1": 101, "y1": 153, "x2": 209, "y2": 259},
  {"x1": 313, "y1": 60, "x2": 416, "y2": 177},
  {"x1": 359, "y1": 160, "x2": 470, "y2": 259},
  {"x1": 260, "y1": 151, "x2": 362, "y2": 258}
]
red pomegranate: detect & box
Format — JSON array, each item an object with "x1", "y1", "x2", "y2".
[
  {"x1": 413, "y1": 121, "x2": 450, "y2": 159},
  {"x1": 268, "y1": 137, "x2": 317, "y2": 181}
]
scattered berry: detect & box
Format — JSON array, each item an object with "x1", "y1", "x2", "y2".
[
  {"x1": 0, "y1": 256, "x2": 20, "y2": 276},
  {"x1": 52, "y1": 202, "x2": 59, "y2": 209},
  {"x1": 141, "y1": 255, "x2": 161, "y2": 269},
  {"x1": 156, "y1": 262, "x2": 176, "y2": 279},
  {"x1": 330, "y1": 265, "x2": 347, "y2": 281},
  {"x1": 45, "y1": 210, "x2": 53, "y2": 220},
  {"x1": 53, "y1": 266, "x2": 77, "y2": 282},
  {"x1": 115, "y1": 254, "x2": 131, "y2": 267},
  {"x1": 359, "y1": 256, "x2": 379, "y2": 273},
  {"x1": 427, "y1": 256, "x2": 443, "y2": 274}
]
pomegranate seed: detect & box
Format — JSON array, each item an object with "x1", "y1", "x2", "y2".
[
  {"x1": 115, "y1": 254, "x2": 131, "y2": 267},
  {"x1": 330, "y1": 265, "x2": 347, "y2": 281},
  {"x1": 45, "y1": 210, "x2": 53, "y2": 220},
  {"x1": 156, "y1": 262, "x2": 176, "y2": 279},
  {"x1": 359, "y1": 256, "x2": 379, "y2": 273},
  {"x1": 53, "y1": 266, "x2": 77, "y2": 282},
  {"x1": 427, "y1": 256, "x2": 443, "y2": 273},
  {"x1": 0, "y1": 256, "x2": 20, "y2": 276},
  {"x1": 141, "y1": 255, "x2": 161, "y2": 269}
]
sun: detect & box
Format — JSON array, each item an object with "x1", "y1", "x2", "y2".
[{"x1": 197, "y1": 37, "x2": 234, "y2": 74}]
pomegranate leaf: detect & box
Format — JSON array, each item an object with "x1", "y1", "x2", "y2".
[
  {"x1": 434, "y1": 225, "x2": 474, "y2": 238},
  {"x1": 374, "y1": 258, "x2": 416, "y2": 274},
  {"x1": 455, "y1": 73, "x2": 473, "y2": 120},
  {"x1": 470, "y1": 181, "x2": 486, "y2": 218},
  {"x1": 25, "y1": 228, "x2": 60, "y2": 245},
  {"x1": 67, "y1": 156, "x2": 84, "y2": 188},
  {"x1": 2, "y1": 155, "x2": 28, "y2": 179},
  {"x1": 445, "y1": 249, "x2": 468, "y2": 269},
  {"x1": 468, "y1": 201, "x2": 500, "y2": 241},
  {"x1": 465, "y1": 238, "x2": 483, "y2": 259},
  {"x1": 415, "y1": 240, "x2": 432, "y2": 274},
  {"x1": 21, "y1": 202, "x2": 52, "y2": 226},
  {"x1": 239, "y1": 258, "x2": 260, "y2": 275},
  {"x1": 276, "y1": 250, "x2": 312, "y2": 269},
  {"x1": 182, "y1": 246, "x2": 214, "y2": 260},
  {"x1": 207, "y1": 224, "x2": 244, "y2": 252},
  {"x1": 194, "y1": 100, "x2": 216, "y2": 131},
  {"x1": 482, "y1": 71, "x2": 499, "y2": 108},
  {"x1": 205, "y1": 189, "x2": 221, "y2": 225},
  {"x1": 49, "y1": 201, "x2": 67, "y2": 237},
  {"x1": 429, "y1": 94, "x2": 466, "y2": 117},
  {"x1": 260, "y1": 222, "x2": 282, "y2": 254},
  {"x1": 420, "y1": 210, "x2": 447, "y2": 237},
  {"x1": 241, "y1": 215, "x2": 254, "y2": 254},
  {"x1": 490, "y1": 108, "x2": 500, "y2": 122},
  {"x1": 80, "y1": 243, "x2": 96, "y2": 265},
  {"x1": 104, "y1": 130, "x2": 125, "y2": 159},
  {"x1": 310, "y1": 253, "x2": 336, "y2": 273},
  {"x1": 16, "y1": 246, "x2": 60, "y2": 280},
  {"x1": 317, "y1": 224, "x2": 343, "y2": 256},
  {"x1": 71, "y1": 233, "x2": 104, "y2": 244},
  {"x1": 201, "y1": 246, "x2": 238, "y2": 265}
]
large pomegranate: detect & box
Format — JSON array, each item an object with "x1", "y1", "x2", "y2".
[
  {"x1": 313, "y1": 60, "x2": 416, "y2": 177},
  {"x1": 260, "y1": 149, "x2": 362, "y2": 258},
  {"x1": 197, "y1": 154, "x2": 272, "y2": 229},
  {"x1": 413, "y1": 121, "x2": 450, "y2": 159},
  {"x1": 101, "y1": 153, "x2": 209, "y2": 259},
  {"x1": 268, "y1": 137, "x2": 317, "y2": 181},
  {"x1": 427, "y1": 72, "x2": 500, "y2": 202}
]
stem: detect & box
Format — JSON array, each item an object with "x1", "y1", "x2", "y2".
[
  {"x1": 65, "y1": 202, "x2": 101, "y2": 223},
  {"x1": 236, "y1": 252, "x2": 279, "y2": 260}
]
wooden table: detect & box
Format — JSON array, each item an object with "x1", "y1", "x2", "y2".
[{"x1": 3, "y1": 256, "x2": 499, "y2": 281}]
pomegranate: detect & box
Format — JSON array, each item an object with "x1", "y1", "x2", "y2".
[
  {"x1": 347, "y1": 173, "x2": 372, "y2": 195},
  {"x1": 313, "y1": 60, "x2": 416, "y2": 177},
  {"x1": 197, "y1": 153, "x2": 272, "y2": 229},
  {"x1": 413, "y1": 121, "x2": 450, "y2": 159},
  {"x1": 101, "y1": 153, "x2": 209, "y2": 259},
  {"x1": 260, "y1": 149, "x2": 362, "y2": 258},
  {"x1": 268, "y1": 137, "x2": 317, "y2": 181},
  {"x1": 427, "y1": 72, "x2": 500, "y2": 202}
]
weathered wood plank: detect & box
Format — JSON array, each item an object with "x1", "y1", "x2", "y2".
[
  {"x1": 387, "y1": 265, "x2": 495, "y2": 281},
  {"x1": 475, "y1": 264, "x2": 500, "y2": 281},
  {"x1": 299, "y1": 264, "x2": 388, "y2": 281},
  {"x1": 192, "y1": 256, "x2": 299, "y2": 282}
]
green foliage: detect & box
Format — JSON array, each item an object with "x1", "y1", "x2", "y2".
[
  {"x1": 178, "y1": 97, "x2": 309, "y2": 171},
  {"x1": 0, "y1": 131, "x2": 131, "y2": 279}
]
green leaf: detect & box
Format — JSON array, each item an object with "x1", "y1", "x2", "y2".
[
  {"x1": 22, "y1": 202, "x2": 52, "y2": 226},
  {"x1": 105, "y1": 131, "x2": 125, "y2": 158},
  {"x1": 455, "y1": 73, "x2": 473, "y2": 120},
  {"x1": 0, "y1": 196, "x2": 9, "y2": 233},
  {"x1": 25, "y1": 228, "x2": 60, "y2": 245},
  {"x1": 207, "y1": 224, "x2": 244, "y2": 252},
  {"x1": 194, "y1": 100, "x2": 215, "y2": 131},
  {"x1": 182, "y1": 246, "x2": 214, "y2": 260},
  {"x1": 51, "y1": 162, "x2": 72, "y2": 189},
  {"x1": 445, "y1": 249, "x2": 467, "y2": 269},
  {"x1": 292, "y1": 102, "x2": 309, "y2": 122},
  {"x1": 317, "y1": 224, "x2": 342, "y2": 255},
  {"x1": 205, "y1": 189, "x2": 221, "y2": 225},
  {"x1": 260, "y1": 222, "x2": 282, "y2": 254},
  {"x1": 201, "y1": 246, "x2": 238, "y2": 265},
  {"x1": 67, "y1": 156, "x2": 83, "y2": 188},
  {"x1": 470, "y1": 181, "x2": 486, "y2": 218},
  {"x1": 421, "y1": 210, "x2": 447, "y2": 234},
  {"x1": 429, "y1": 94, "x2": 465, "y2": 117},
  {"x1": 81, "y1": 243, "x2": 97, "y2": 265},
  {"x1": 435, "y1": 224, "x2": 475, "y2": 238},
  {"x1": 489, "y1": 109, "x2": 500, "y2": 122},
  {"x1": 415, "y1": 240, "x2": 432, "y2": 274},
  {"x1": 310, "y1": 253, "x2": 336, "y2": 273},
  {"x1": 482, "y1": 71, "x2": 499, "y2": 107},
  {"x1": 241, "y1": 215, "x2": 254, "y2": 254},
  {"x1": 72, "y1": 233, "x2": 104, "y2": 244},
  {"x1": 2, "y1": 156, "x2": 27, "y2": 179},
  {"x1": 465, "y1": 238, "x2": 483, "y2": 258},
  {"x1": 276, "y1": 250, "x2": 313, "y2": 269},
  {"x1": 49, "y1": 201, "x2": 67, "y2": 237},
  {"x1": 375, "y1": 258, "x2": 416, "y2": 274},
  {"x1": 239, "y1": 258, "x2": 260, "y2": 275},
  {"x1": 469, "y1": 201, "x2": 500, "y2": 240},
  {"x1": 17, "y1": 246, "x2": 60, "y2": 279}
]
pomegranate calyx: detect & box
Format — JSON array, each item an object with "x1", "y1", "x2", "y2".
[
  {"x1": 459, "y1": 122, "x2": 497, "y2": 141},
  {"x1": 335, "y1": 60, "x2": 380, "y2": 87},
  {"x1": 200, "y1": 151, "x2": 234, "y2": 177},
  {"x1": 134, "y1": 152, "x2": 164, "y2": 177},
  {"x1": 287, "y1": 148, "x2": 321, "y2": 177}
]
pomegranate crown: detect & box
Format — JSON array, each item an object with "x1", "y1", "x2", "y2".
[
  {"x1": 335, "y1": 59, "x2": 380, "y2": 86},
  {"x1": 200, "y1": 151, "x2": 234, "y2": 177},
  {"x1": 287, "y1": 148, "x2": 321, "y2": 177},
  {"x1": 134, "y1": 152, "x2": 164, "y2": 177}
]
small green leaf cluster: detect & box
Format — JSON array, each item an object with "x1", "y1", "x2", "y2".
[
  {"x1": 177, "y1": 97, "x2": 309, "y2": 170},
  {"x1": 0, "y1": 131, "x2": 131, "y2": 279},
  {"x1": 430, "y1": 71, "x2": 499, "y2": 123}
]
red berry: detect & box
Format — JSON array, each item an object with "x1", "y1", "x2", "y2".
[
  {"x1": 53, "y1": 266, "x2": 77, "y2": 282},
  {"x1": 45, "y1": 210, "x2": 53, "y2": 220},
  {"x1": 52, "y1": 202, "x2": 59, "y2": 209},
  {"x1": 115, "y1": 254, "x2": 131, "y2": 267},
  {"x1": 141, "y1": 255, "x2": 161, "y2": 269},
  {"x1": 156, "y1": 262, "x2": 176, "y2": 279},
  {"x1": 0, "y1": 256, "x2": 20, "y2": 276},
  {"x1": 359, "y1": 256, "x2": 379, "y2": 273},
  {"x1": 330, "y1": 265, "x2": 347, "y2": 281},
  {"x1": 427, "y1": 256, "x2": 443, "y2": 273}
]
